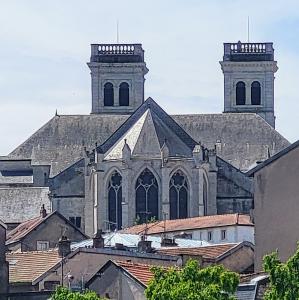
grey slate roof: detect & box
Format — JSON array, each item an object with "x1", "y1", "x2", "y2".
[
  {"x1": 0, "y1": 187, "x2": 51, "y2": 223},
  {"x1": 7, "y1": 99, "x2": 290, "y2": 176},
  {"x1": 101, "y1": 98, "x2": 198, "y2": 159}
]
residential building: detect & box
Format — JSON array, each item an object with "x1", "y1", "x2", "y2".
[
  {"x1": 248, "y1": 140, "x2": 299, "y2": 271},
  {"x1": 6, "y1": 206, "x2": 87, "y2": 252},
  {"x1": 122, "y1": 214, "x2": 254, "y2": 244},
  {"x1": 0, "y1": 219, "x2": 8, "y2": 297}
]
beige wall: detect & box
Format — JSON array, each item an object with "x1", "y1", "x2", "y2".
[{"x1": 254, "y1": 146, "x2": 299, "y2": 271}]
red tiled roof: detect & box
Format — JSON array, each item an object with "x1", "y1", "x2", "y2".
[
  {"x1": 156, "y1": 243, "x2": 240, "y2": 260},
  {"x1": 115, "y1": 261, "x2": 157, "y2": 286},
  {"x1": 6, "y1": 249, "x2": 61, "y2": 283},
  {"x1": 6, "y1": 216, "x2": 45, "y2": 244},
  {"x1": 121, "y1": 214, "x2": 253, "y2": 235}
]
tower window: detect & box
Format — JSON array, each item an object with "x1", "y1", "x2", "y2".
[
  {"x1": 119, "y1": 82, "x2": 129, "y2": 106},
  {"x1": 236, "y1": 81, "x2": 246, "y2": 105},
  {"x1": 251, "y1": 81, "x2": 261, "y2": 105},
  {"x1": 104, "y1": 82, "x2": 114, "y2": 106}
]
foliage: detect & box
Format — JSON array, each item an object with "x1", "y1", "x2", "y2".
[
  {"x1": 145, "y1": 259, "x2": 239, "y2": 300},
  {"x1": 263, "y1": 245, "x2": 299, "y2": 299},
  {"x1": 51, "y1": 287, "x2": 105, "y2": 300}
]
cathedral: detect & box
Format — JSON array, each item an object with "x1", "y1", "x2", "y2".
[{"x1": 0, "y1": 42, "x2": 289, "y2": 236}]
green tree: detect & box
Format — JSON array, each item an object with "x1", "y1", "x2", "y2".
[
  {"x1": 145, "y1": 259, "x2": 239, "y2": 300},
  {"x1": 263, "y1": 245, "x2": 299, "y2": 300},
  {"x1": 51, "y1": 287, "x2": 105, "y2": 300}
]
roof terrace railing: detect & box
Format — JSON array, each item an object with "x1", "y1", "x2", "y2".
[
  {"x1": 223, "y1": 42, "x2": 274, "y2": 61},
  {"x1": 91, "y1": 43, "x2": 144, "y2": 59}
]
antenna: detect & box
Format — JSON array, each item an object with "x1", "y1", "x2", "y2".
[
  {"x1": 116, "y1": 19, "x2": 119, "y2": 44},
  {"x1": 247, "y1": 16, "x2": 250, "y2": 43}
]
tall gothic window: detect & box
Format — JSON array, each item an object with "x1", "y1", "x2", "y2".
[
  {"x1": 108, "y1": 171, "x2": 122, "y2": 230},
  {"x1": 169, "y1": 170, "x2": 188, "y2": 219},
  {"x1": 236, "y1": 81, "x2": 246, "y2": 105},
  {"x1": 135, "y1": 168, "x2": 159, "y2": 223},
  {"x1": 104, "y1": 82, "x2": 114, "y2": 106},
  {"x1": 119, "y1": 82, "x2": 129, "y2": 106},
  {"x1": 251, "y1": 81, "x2": 261, "y2": 105},
  {"x1": 203, "y1": 176, "x2": 208, "y2": 215}
]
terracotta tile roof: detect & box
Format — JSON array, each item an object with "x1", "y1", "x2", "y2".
[
  {"x1": 121, "y1": 214, "x2": 253, "y2": 235},
  {"x1": 115, "y1": 261, "x2": 156, "y2": 286},
  {"x1": 156, "y1": 243, "x2": 240, "y2": 260},
  {"x1": 6, "y1": 249, "x2": 61, "y2": 283},
  {"x1": 6, "y1": 216, "x2": 45, "y2": 244}
]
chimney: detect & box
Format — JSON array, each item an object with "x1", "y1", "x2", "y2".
[
  {"x1": 161, "y1": 236, "x2": 177, "y2": 247},
  {"x1": 58, "y1": 236, "x2": 71, "y2": 257},
  {"x1": 93, "y1": 229, "x2": 105, "y2": 249},
  {"x1": 40, "y1": 204, "x2": 47, "y2": 218},
  {"x1": 137, "y1": 236, "x2": 153, "y2": 253}
]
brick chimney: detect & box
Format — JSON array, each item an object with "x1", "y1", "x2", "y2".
[
  {"x1": 40, "y1": 204, "x2": 47, "y2": 218},
  {"x1": 58, "y1": 236, "x2": 71, "y2": 257},
  {"x1": 93, "y1": 229, "x2": 104, "y2": 249}
]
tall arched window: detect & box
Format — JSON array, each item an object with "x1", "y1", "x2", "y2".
[
  {"x1": 119, "y1": 82, "x2": 129, "y2": 106},
  {"x1": 236, "y1": 81, "x2": 246, "y2": 105},
  {"x1": 135, "y1": 168, "x2": 159, "y2": 224},
  {"x1": 108, "y1": 171, "x2": 122, "y2": 230},
  {"x1": 203, "y1": 176, "x2": 208, "y2": 216},
  {"x1": 251, "y1": 81, "x2": 261, "y2": 105},
  {"x1": 104, "y1": 82, "x2": 114, "y2": 106},
  {"x1": 169, "y1": 170, "x2": 188, "y2": 219}
]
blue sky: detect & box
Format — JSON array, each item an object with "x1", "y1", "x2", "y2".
[{"x1": 1, "y1": 0, "x2": 299, "y2": 155}]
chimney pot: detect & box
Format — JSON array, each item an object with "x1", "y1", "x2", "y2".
[{"x1": 40, "y1": 204, "x2": 47, "y2": 218}]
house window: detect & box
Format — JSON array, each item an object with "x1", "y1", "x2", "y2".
[
  {"x1": 69, "y1": 216, "x2": 81, "y2": 229},
  {"x1": 135, "y1": 168, "x2": 159, "y2": 224},
  {"x1": 169, "y1": 170, "x2": 188, "y2": 220},
  {"x1": 208, "y1": 231, "x2": 213, "y2": 241},
  {"x1": 236, "y1": 81, "x2": 246, "y2": 105},
  {"x1": 37, "y1": 241, "x2": 49, "y2": 251},
  {"x1": 221, "y1": 230, "x2": 227, "y2": 240}
]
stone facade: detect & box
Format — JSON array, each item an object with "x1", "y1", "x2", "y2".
[
  {"x1": 220, "y1": 42, "x2": 277, "y2": 127},
  {"x1": 88, "y1": 44, "x2": 148, "y2": 114}
]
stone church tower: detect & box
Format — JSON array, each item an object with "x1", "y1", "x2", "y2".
[
  {"x1": 88, "y1": 44, "x2": 148, "y2": 114},
  {"x1": 220, "y1": 42, "x2": 278, "y2": 128}
]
